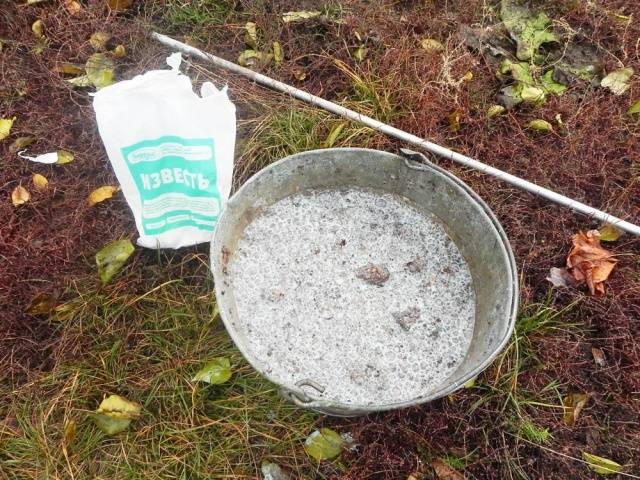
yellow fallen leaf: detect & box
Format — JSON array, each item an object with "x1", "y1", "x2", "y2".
[
  {"x1": 282, "y1": 10, "x2": 321, "y2": 23},
  {"x1": 420, "y1": 38, "x2": 444, "y2": 52},
  {"x1": 598, "y1": 224, "x2": 623, "y2": 242},
  {"x1": 32, "y1": 19, "x2": 44, "y2": 38},
  {"x1": 64, "y1": 0, "x2": 82, "y2": 14},
  {"x1": 89, "y1": 32, "x2": 111, "y2": 52},
  {"x1": 87, "y1": 185, "x2": 120, "y2": 206},
  {"x1": 273, "y1": 41, "x2": 283, "y2": 66},
  {"x1": 32, "y1": 173, "x2": 49, "y2": 190},
  {"x1": 461, "y1": 71, "x2": 473, "y2": 82},
  {"x1": 56, "y1": 150, "x2": 74, "y2": 164},
  {"x1": 62, "y1": 419, "x2": 76, "y2": 457},
  {"x1": 11, "y1": 185, "x2": 30, "y2": 206},
  {"x1": 54, "y1": 62, "x2": 85, "y2": 75},
  {"x1": 25, "y1": 292, "x2": 57, "y2": 315},
  {"x1": 486, "y1": 105, "x2": 506, "y2": 118},
  {"x1": 0, "y1": 117, "x2": 16, "y2": 141},
  {"x1": 92, "y1": 394, "x2": 141, "y2": 435},
  {"x1": 113, "y1": 44, "x2": 126, "y2": 58}
]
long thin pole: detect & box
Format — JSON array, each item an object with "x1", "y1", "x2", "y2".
[{"x1": 152, "y1": 32, "x2": 640, "y2": 236}]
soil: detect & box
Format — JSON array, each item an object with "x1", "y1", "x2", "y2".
[{"x1": 2, "y1": 0, "x2": 640, "y2": 478}]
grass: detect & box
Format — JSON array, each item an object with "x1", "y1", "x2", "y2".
[
  {"x1": 0, "y1": 255, "x2": 325, "y2": 479},
  {"x1": 160, "y1": 0, "x2": 237, "y2": 41}
]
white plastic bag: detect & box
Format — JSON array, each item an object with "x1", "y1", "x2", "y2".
[{"x1": 93, "y1": 53, "x2": 236, "y2": 249}]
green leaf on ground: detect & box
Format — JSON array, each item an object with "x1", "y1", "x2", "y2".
[
  {"x1": 273, "y1": 41, "x2": 283, "y2": 66},
  {"x1": 91, "y1": 394, "x2": 141, "y2": 435},
  {"x1": 304, "y1": 428, "x2": 344, "y2": 461},
  {"x1": 527, "y1": 119, "x2": 553, "y2": 132},
  {"x1": 192, "y1": 357, "x2": 232, "y2": 384},
  {"x1": 420, "y1": 38, "x2": 444, "y2": 52},
  {"x1": 96, "y1": 239, "x2": 134, "y2": 284},
  {"x1": 598, "y1": 225, "x2": 623, "y2": 242},
  {"x1": 626, "y1": 100, "x2": 640, "y2": 116},
  {"x1": 582, "y1": 452, "x2": 622, "y2": 475},
  {"x1": 282, "y1": 11, "x2": 321, "y2": 23},
  {"x1": 85, "y1": 53, "x2": 115, "y2": 89},
  {"x1": 500, "y1": 0, "x2": 559, "y2": 61},
  {"x1": 601, "y1": 67, "x2": 633, "y2": 95},
  {"x1": 0, "y1": 117, "x2": 16, "y2": 141},
  {"x1": 540, "y1": 70, "x2": 567, "y2": 95},
  {"x1": 354, "y1": 45, "x2": 367, "y2": 62},
  {"x1": 563, "y1": 393, "x2": 590, "y2": 426},
  {"x1": 520, "y1": 85, "x2": 545, "y2": 104},
  {"x1": 244, "y1": 22, "x2": 257, "y2": 49}
]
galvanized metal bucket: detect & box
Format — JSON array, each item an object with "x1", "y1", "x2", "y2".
[{"x1": 211, "y1": 148, "x2": 518, "y2": 416}]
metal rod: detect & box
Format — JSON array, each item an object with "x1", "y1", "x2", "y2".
[{"x1": 152, "y1": 32, "x2": 640, "y2": 236}]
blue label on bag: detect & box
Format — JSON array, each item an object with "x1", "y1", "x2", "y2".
[{"x1": 120, "y1": 135, "x2": 220, "y2": 235}]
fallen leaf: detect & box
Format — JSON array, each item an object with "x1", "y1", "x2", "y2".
[
  {"x1": 25, "y1": 292, "x2": 57, "y2": 315},
  {"x1": 64, "y1": 0, "x2": 82, "y2": 14},
  {"x1": 53, "y1": 302, "x2": 76, "y2": 322},
  {"x1": 323, "y1": 123, "x2": 346, "y2": 148},
  {"x1": 106, "y1": 0, "x2": 133, "y2": 11},
  {"x1": 293, "y1": 69, "x2": 307, "y2": 81},
  {"x1": 91, "y1": 394, "x2": 141, "y2": 435},
  {"x1": 0, "y1": 117, "x2": 16, "y2": 141},
  {"x1": 54, "y1": 62, "x2": 85, "y2": 75},
  {"x1": 244, "y1": 22, "x2": 257, "y2": 49},
  {"x1": 448, "y1": 111, "x2": 461, "y2": 132},
  {"x1": 87, "y1": 185, "x2": 120, "y2": 206},
  {"x1": 540, "y1": 69, "x2": 567, "y2": 95},
  {"x1": 96, "y1": 239, "x2": 134, "y2": 284},
  {"x1": 567, "y1": 230, "x2": 617, "y2": 295},
  {"x1": 10, "y1": 136, "x2": 35, "y2": 152},
  {"x1": 56, "y1": 150, "x2": 74, "y2": 164},
  {"x1": 432, "y1": 457, "x2": 465, "y2": 480},
  {"x1": 62, "y1": 419, "x2": 76, "y2": 457},
  {"x1": 582, "y1": 452, "x2": 622, "y2": 475},
  {"x1": 11, "y1": 185, "x2": 30, "y2": 206},
  {"x1": 486, "y1": 104, "x2": 506, "y2": 118},
  {"x1": 261, "y1": 460, "x2": 291, "y2": 480},
  {"x1": 598, "y1": 224, "x2": 623, "y2": 242},
  {"x1": 272, "y1": 41, "x2": 283, "y2": 66},
  {"x1": 562, "y1": 393, "x2": 590, "y2": 426},
  {"x1": 546, "y1": 267, "x2": 574, "y2": 287},
  {"x1": 85, "y1": 53, "x2": 115, "y2": 89},
  {"x1": 32, "y1": 173, "x2": 49, "y2": 190},
  {"x1": 32, "y1": 36, "x2": 48, "y2": 55},
  {"x1": 304, "y1": 428, "x2": 345, "y2": 461},
  {"x1": 282, "y1": 10, "x2": 321, "y2": 23},
  {"x1": 89, "y1": 32, "x2": 111, "y2": 52},
  {"x1": 192, "y1": 357, "x2": 232, "y2": 384},
  {"x1": 237, "y1": 49, "x2": 272, "y2": 67},
  {"x1": 520, "y1": 85, "x2": 545, "y2": 104},
  {"x1": 420, "y1": 38, "x2": 444, "y2": 52},
  {"x1": 112, "y1": 44, "x2": 126, "y2": 58},
  {"x1": 461, "y1": 71, "x2": 473, "y2": 82},
  {"x1": 27, "y1": 0, "x2": 49, "y2": 4},
  {"x1": 591, "y1": 347, "x2": 606, "y2": 367},
  {"x1": 627, "y1": 100, "x2": 640, "y2": 116},
  {"x1": 354, "y1": 45, "x2": 367, "y2": 62},
  {"x1": 67, "y1": 75, "x2": 93, "y2": 87},
  {"x1": 463, "y1": 376, "x2": 476, "y2": 388},
  {"x1": 554, "y1": 113, "x2": 564, "y2": 127},
  {"x1": 601, "y1": 67, "x2": 634, "y2": 95},
  {"x1": 527, "y1": 119, "x2": 553, "y2": 132},
  {"x1": 31, "y1": 19, "x2": 44, "y2": 38},
  {"x1": 500, "y1": 0, "x2": 559, "y2": 61}
]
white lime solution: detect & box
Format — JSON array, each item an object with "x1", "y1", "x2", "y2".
[{"x1": 229, "y1": 189, "x2": 475, "y2": 406}]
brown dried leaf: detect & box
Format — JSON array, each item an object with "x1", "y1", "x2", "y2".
[
  {"x1": 106, "y1": 0, "x2": 133, "y2": 11},
  {"x1": 25, "y1": 292, "x2": 58, "y2": 315},
  {"x1": 562, "y1": 393, "x2": 590, "y2": 426},
  {"x1": 432, "y1": 458, "x2": 465, "y2": 480},
  {"x1": 566, "y1": 230, "x2": 617, "y2": 295},
  {"x1": 591, "y1": 347, "x2": 606, "y2": 367}
]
